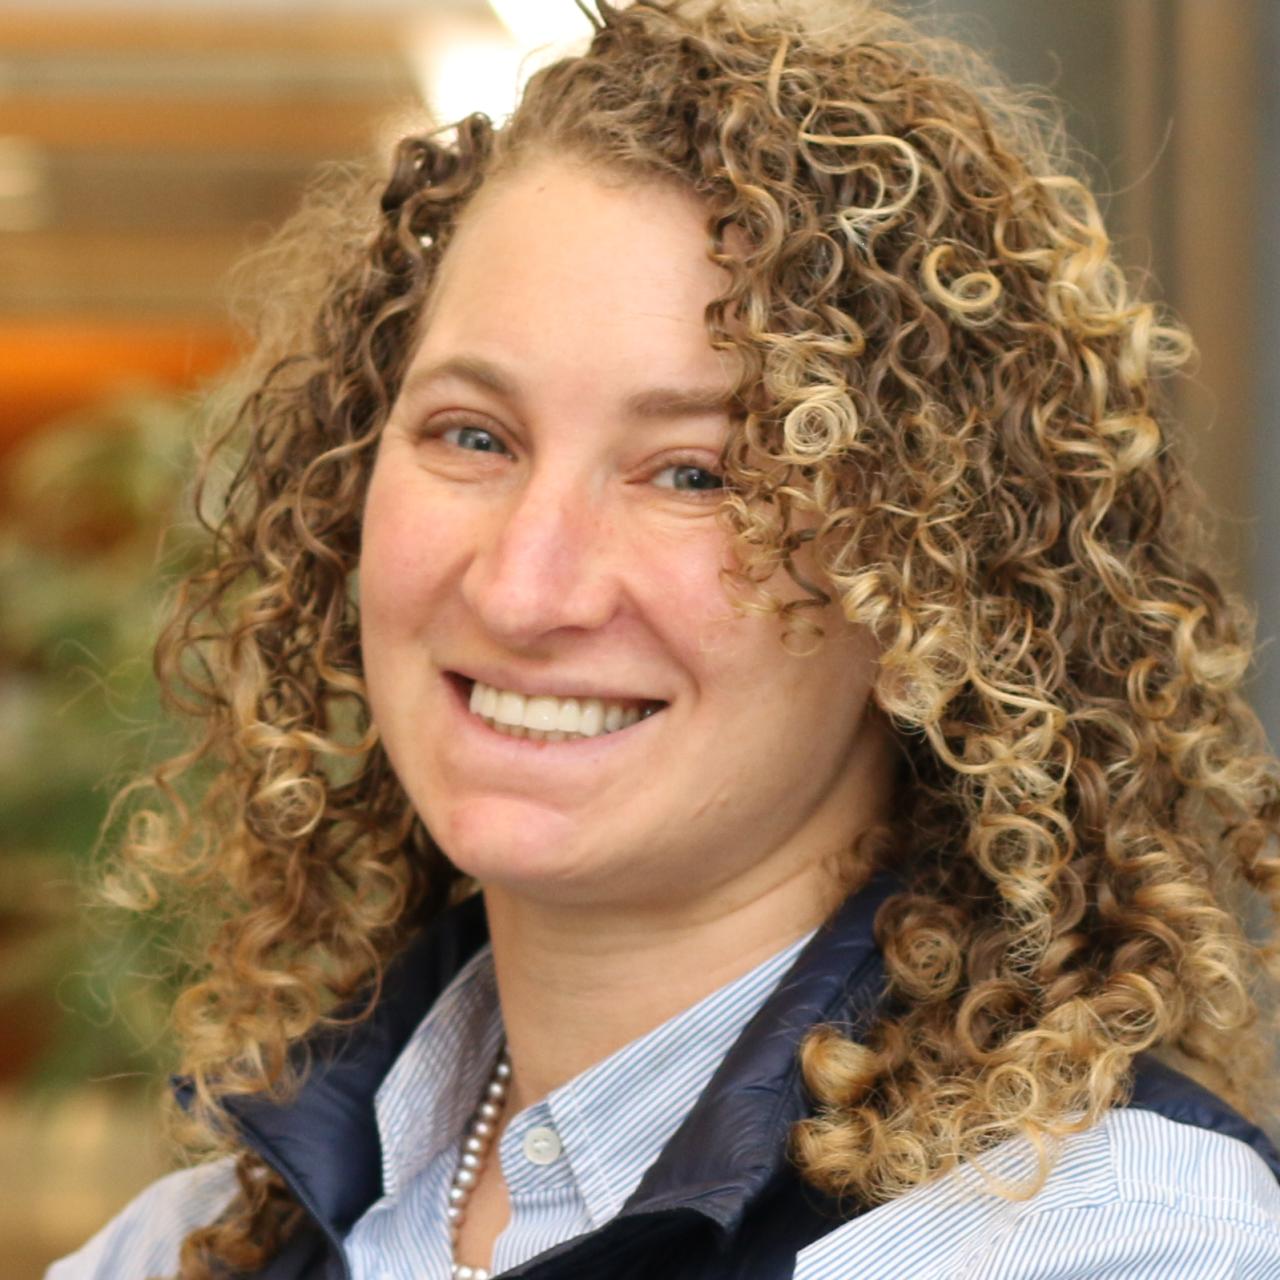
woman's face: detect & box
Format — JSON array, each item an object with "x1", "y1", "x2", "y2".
[{"x1": 360, "y1": 158, "x2": 894, "y2": 917}]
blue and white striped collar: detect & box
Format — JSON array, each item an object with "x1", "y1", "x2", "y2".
[{"x1": 372, "y1": 921, "x2": 815, "y2": 1219}]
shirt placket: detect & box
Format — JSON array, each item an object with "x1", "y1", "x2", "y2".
[{"x1": 491, "y1": 1100, "x2": 591, "y2": 1275}]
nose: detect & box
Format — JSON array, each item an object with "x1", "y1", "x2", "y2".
[{"x1": 460, "y1": 470, "x2": 624, "y2": 645}]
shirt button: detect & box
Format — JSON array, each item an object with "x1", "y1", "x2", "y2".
[{"x1": 522, "y1": 1124, "x2": 562, "y2": 1165}]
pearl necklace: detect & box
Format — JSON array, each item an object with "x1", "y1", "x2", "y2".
[{"x1": 447, "y1": 1044, "x2": 511, "y2": 1280}]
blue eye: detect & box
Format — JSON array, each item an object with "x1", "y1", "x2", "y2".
[
  {"x1": 655, "y1": 463, "x2": 725, "y2": 494},
  {"x1": 444, "y1": 424, "x2": 510, "y2": 454}
]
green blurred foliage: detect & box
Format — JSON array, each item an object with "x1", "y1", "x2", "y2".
[{"x1": 0, "y1": 392, "x2": 213, "y2": 1090}]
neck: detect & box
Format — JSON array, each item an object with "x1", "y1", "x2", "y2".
[{"x1": 481, "y1": 856, "x2": 865, "y2": 1115}]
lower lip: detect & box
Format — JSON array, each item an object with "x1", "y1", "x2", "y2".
[{"x1": 441, "y1": 673, "x2": 666, "y2": 765}]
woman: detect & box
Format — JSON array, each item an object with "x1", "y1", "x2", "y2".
[{"x1": 52, "y1": 1, "x2": 1280, "y2": 1277}]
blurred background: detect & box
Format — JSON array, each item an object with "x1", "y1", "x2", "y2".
[{"x1": 0, "y1": 0, "x2": 1274, "y2": 1274}]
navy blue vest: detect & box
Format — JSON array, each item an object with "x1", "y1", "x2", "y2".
[{"x1": 187, "y1": 873, "x2": 1280, "y2": 1279}]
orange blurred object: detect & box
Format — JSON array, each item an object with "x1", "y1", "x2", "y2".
[{"x1": 0, "y1": 318, "x2": 241, "y2": 461}]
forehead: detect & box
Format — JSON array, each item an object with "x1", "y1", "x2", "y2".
[{"x1": 417, "y1": 160, "x2": 730, "y2": 361}]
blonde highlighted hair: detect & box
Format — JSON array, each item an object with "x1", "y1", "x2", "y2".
[{"x1": 103, "y1": 1, "x2": 1280, "y2": 1272}]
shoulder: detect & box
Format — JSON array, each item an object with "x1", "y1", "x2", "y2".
[
  {"x1": 45, "y1": 1157, "x2": 239, "y2": 1280},
  {"x1": 792, "y1": 1108, "x2": 1280, "y2": 1280}
]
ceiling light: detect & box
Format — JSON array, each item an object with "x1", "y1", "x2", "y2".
[{"x1": 486, "y1": 0, "x2": 594, "y2": 51}]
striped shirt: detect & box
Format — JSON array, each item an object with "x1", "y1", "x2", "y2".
[
  {"x1": 47, "y1": 928, "x2": 1280, "y2": 1279},
  {"x1": 347, "y1": 930, "x2": 813, "y2": 1276},
  {"x1": 794, "y1": 1107, "x2": 1280, "y2": 1279}
]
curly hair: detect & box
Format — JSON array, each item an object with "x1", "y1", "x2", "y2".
[{"x1": 102, "y1": 0, "x2": 1280, "y2": 1272}]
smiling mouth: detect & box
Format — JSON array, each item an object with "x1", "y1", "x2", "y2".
[{"x1": 451, "y1": 674, "x2": 667, "y2": 743}]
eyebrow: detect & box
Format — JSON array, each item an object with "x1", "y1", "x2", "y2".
[{"x1": 400, "y1": 353, "x2": 733, "y2": 421}]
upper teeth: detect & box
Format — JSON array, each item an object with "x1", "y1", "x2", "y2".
[{"x1": 468, "y1": 679, "x2": 657, "y2": 738}]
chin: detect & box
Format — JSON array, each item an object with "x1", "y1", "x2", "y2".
[{"x1": 432, "y1": 798, "x2": 594, "y2": 891}]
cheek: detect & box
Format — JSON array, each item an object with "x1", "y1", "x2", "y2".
[
  {"x1": 720, "y1": 610, "x2": 879, "y2": 741},
  {"x1": 615, "y1": 512, "x2": 737, "y2": 644},
  {"x1": 359, "y1": 466, "x2": 452, "y2": 631},
  {"x1": 663, "y1": 532, "x2": 830, "y2": 692}
]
